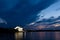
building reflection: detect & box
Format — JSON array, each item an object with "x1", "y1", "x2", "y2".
[
  {"x1": 15, "y1": 32, "x2": 23, "y2": 40},
  {"x1": 14, "y1": 32, "x2": 60, "y2": 40}
]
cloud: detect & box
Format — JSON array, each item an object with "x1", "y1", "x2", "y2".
[
  {"x1": 36, "y1": 0, "x2": 60, "y2": 21},
  {"x1": 0, "y1": 18, "x2": 7, "y2": 24},
  {"x1": 0, "y1": 0, "x2": 57, "y2": 27}
]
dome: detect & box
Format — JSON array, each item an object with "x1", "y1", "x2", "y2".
[{"x1": 14, "y1": 26, "x2": 23, "y2": 31}]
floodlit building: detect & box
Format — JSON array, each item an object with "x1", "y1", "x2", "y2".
[{"x1": 14, "y1": 26, "x2": 23, "y2": 32}]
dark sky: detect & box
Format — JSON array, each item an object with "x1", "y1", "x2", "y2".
[{"x1": 0, "y1": 0, "x2": 56, "y2": 28}]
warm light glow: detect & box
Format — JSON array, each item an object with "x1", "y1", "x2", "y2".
[
  {"x1": 37, "y1": 25, "x2": 46, "y2": 29},
  {"x1": 14, "y1": 26, "x2": 23, "y2": 31},
  {"x1": 15, "y1": 32, "x2": 23, "y2": 40},
  {"x1": 53, "y1": 24, "x2": 60, "y2": 27}
]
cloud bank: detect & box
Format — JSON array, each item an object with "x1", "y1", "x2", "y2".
[{"x1": 0, "y1": 0, "x2": 57, "y2": 27}]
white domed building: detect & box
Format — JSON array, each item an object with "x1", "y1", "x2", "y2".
[{"x1": 14, "y1": 26, "x2": 23, "y2": 32}]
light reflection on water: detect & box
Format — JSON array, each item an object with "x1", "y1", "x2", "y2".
[
  {"x1": 0, "y1": 32, "x2": 60, "y2": 40},
  {"x1": 15, "y1": 32, "x2": 23, "y2": 40},
  {"x1": 15, "y1": 32, "x2": 60, "y2": 40},
  {"x1": 55, "y1": 32, "x2": 60, "y2": 40}
]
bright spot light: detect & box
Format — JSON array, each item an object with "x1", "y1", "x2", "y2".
[{"x1": 14, "y1": 26, "x2": 23, "y2": 31}]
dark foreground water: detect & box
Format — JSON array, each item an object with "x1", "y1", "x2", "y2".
[{"x1": 0, "y1": 32, "x2": 60, "y2": 40}]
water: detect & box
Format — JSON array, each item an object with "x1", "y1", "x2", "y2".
[{"x1": 0, "y1": 32, "x2": 60, "y2": 40}]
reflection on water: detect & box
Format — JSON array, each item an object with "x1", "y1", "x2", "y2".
[
  {"x1": 15, "y1": 32, "x2": 60, "y2": 40},
  {"x1": 15, "y1": 32, "x2": 23, "y2": 40},
  {"x1": 24, "y1": 32, "x2": 55, "y2": 40},
  {"x1": 0, "y1": 32, "x2": 60, "y2": 40},
  {"x1": 0, "y1": 32, "x2": 15, "y2": 40},
  {"x1": 55, "y1": 32, "x2": 60, "y2": 40}
]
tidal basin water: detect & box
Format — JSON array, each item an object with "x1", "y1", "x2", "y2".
[{"x1": 0, "y1": 32, "x2": 60, "y2": 40}]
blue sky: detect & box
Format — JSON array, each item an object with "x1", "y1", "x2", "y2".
[
  {"x1": 0, "y1": 0, "x2": 59, "y2": 28},
  {"x1": 37, "y1": 0, "x2": 60, "y2": 20}
]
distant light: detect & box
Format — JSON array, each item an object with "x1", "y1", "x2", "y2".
[
  {"x1": 28, "y1": 22, "x2": 35, "y2": 25},
  {"x1": 14, "y1": 26, "x2": 23, "y2": 31}
]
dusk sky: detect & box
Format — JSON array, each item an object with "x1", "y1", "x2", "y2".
[
  {"x1": 0, "y1": 0, "x2": 59, "y2": 28},
  {"x1": 37, "y1": 0, "x2": 60, "y2": 20}
]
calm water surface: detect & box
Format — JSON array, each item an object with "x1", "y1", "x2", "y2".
[{"x1": 0, "y1": 32, "x2": 60, "y2": 40}]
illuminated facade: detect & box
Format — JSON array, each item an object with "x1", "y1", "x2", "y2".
[{"x1": 14, "y1": 26, "x2": 23, "y2": 31}]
